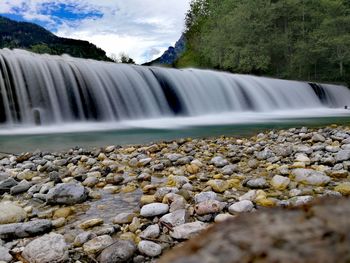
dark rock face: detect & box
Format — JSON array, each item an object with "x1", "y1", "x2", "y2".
[
  {"x1": 159, "y1": 198, "x2": 350, "y2": 263},
  {"x1": 144, "y1": 35, "x2": 186, "y2": 66}
]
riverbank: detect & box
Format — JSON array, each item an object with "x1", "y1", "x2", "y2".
[{"x1": 0, "y1": 125, "x2": 350, "y2": 262}]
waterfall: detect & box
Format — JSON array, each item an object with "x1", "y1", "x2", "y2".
[{"x1": 0, "y1": 48, "x2": 349, "y2": 128}]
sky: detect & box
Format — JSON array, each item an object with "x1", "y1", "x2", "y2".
[{"x1": 0, "y1": 0, "x2": 191, "y2": 64}]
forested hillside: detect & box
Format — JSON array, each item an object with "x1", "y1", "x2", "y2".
[
  {"x1": 0, "y1": 16, "x2": 110, "y2": 61},
  {"x1": 178, "y1": 0, "x2": 350, "y2": 85}
]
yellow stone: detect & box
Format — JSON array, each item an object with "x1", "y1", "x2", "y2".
[
  {"x1": 188, "y1": 175, "x2": 197, "y2": 180},
  {"x1": 79, "y1": 218, "x2": 104, "y2": 229},
  {"x1": 120, "y1": 232, "x2": 136, "y2": 241},
  {"x1": 140, "y1": 195, "x2": 156, "y2": 205},
  {"x1": 290, "y1": 162, "x2": 306, "y2": 168},
  {"x1": 186, "y1": 164, "x2": 200, "y2": 174},
  {"x1": 207, "y1": 179, "x2": 229, "y2": 193},
  {"x1": 256, "y1": 198, "x2": 276, "y2": 207},
  {"x1": 53, "y1": 207, "x2": 74, "y2": 219},
  {"x1": 213, "y1": 174, "x2": 223, "y2": 179},
  {"x1": 228, "y1": 179, "x2": 240, "y2": 188},
  {"x1": 334, "y1": 183, "x2": 350, "y2": 196},
  {"x1": 121, "y1": 184, "x2": 137, "y2": 193}
]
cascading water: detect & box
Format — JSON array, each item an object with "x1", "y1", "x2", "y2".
[{"x1": 0, "y1": 48, "x2": 350, "y2": 131}]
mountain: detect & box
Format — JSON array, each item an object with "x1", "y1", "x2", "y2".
[
  {"x1": 144, "y1": 34, "x2": 186, "y2": 66},
  {"x1": 0, "y1": 16, "x2": 110, "y2": 61}
]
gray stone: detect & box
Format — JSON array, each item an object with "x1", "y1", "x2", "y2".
[
  {"x1": 10, "y1": 179, "x2": 31, "y2": 195},
  {"x1": 170, "y1": 221, "x2": 208, "y2": 240},
  {"x1": 246, "y1": 178, "x2": 268, "y2": 189},
  {"x1": 289, "y1": 196, "x2": 314, "y2": 206},
  {"x1": 140, "y1": 203, "x2": 169, "y2": 217},
  {"x1": 255, "y1": 149, "x2": 273, "y2": 160},
  {"x1": 0, "y1": 172, "x2": 10, "y2": 182},
  {"x1": 0, "y1": 246, "x2": 12, "y2": 262},
  {"x1": 221, "y1": 164, "x2": 238, "y2": 175},
  {"x1": 292, "y1": 169, "x2": 331, "y2": 186},
  {"x1": 160, "y1": 209, "x2": 186, "y2": 227},
  {"x1": 74, "y1": 232, "x2": 96, "y2": 247},
  {"x1": 0, "y1": 219, "x2": 52, "y2": 239},
  {"x1": 228, "y1": 200, "x2": 254, "y2": 214},
  {"x1": 22, "y1": 233, "x2": 68, "y2": 263},
  {"x1": 140, "y1": 224, "x2": 160, "y2": 239},
  {"x1": 167, "y1": 154, "x2": 183, "y2": 162},
  {"x1": 194, "y1": 191, "x2": 218, "y2": 204},
  {"x1": 99, "y1": 240, "x2": 136, "y2": 263},
  {"x1": 138, "y1": 240, "x2": 162, "y2": 257},
  {"x1": 0, "y1": 202, "x2": 26, "y2": 224},
  {"x1": 112, "y1": 213, "x2": 137, "y2": 224},
  {"x1": 335, "y1": 150, "x2": 350, "y2": 162},
  {"x1": 0, "y1": 178, "x2": 18, "y2": 194},
  {"x1": 210, "y1": 156, "x2": 229, "y2": 167},
  {"x1": 46, "y1": 183, "x2": 87, "y2": 205},
  {"x1": 83, "y1": 235, "x2": 114, "y2": 254},
  {"x1": 312, "y1": 133, "x2": 325, "y2": 142}
]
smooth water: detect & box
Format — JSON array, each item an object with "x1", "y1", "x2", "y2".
[{"x1": 0, "y1": 49, "x2": 350, "y2": 152}]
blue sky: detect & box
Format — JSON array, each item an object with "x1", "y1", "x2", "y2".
[{"x1": 0, "y1": 0, "x2": 190, "y2": 63}]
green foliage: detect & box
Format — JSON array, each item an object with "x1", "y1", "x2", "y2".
[
  {"x1": 0, "y1": 16, "x2": 111, "y2": 61},
  {"x1": 179, "y1": 0, "x2": 350, "y2": 84}
]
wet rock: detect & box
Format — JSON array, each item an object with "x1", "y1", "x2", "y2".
[
  {"x1": 83, "y1": 235, "x2": 114, "y2": 254},
  {"x1": 113, "y1": 212, "x2": 137, "y2": 224},
  {"x1": 0, "y1": 202, "x2": 26, "y2": 224},
  {"x1": 22, "y1": 233, "x2": 68, "y2": 263},
  {"x1": 170, "y1": 221, "x2": 208, "y2": 240},
  {"x1": 46, "y1": 183, "x2": 87, "y2": 205},
  {"x1": 99, "y1": 240, "x2": 136, "y2": 263},
  {"x1": 79, "y1": 218, "x2": 104, "y2": 229},
  {"x1": 140, "y1": 224, "x2": 160, "y2": 239},
  {"x1": 140, "y1": 203, "x2": 169, "y2": 217},
  {"x1": 0, "y1": 220, "x2": 52, "y2": 239},
  {"x1": 228, "y1": 200, "x2": 254, "y2": 214}
]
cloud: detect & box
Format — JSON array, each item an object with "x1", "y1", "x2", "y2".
[{"x1": 0, "y1": 0, "x2": 191, "y2": 63}]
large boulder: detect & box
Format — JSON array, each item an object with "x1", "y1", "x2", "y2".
[
  {"x1": 46, "y1": 183, "x2": 87, "y2": 205},
  {"x1": 22, "y1": 233, "x2": 69, "y2": 263}
]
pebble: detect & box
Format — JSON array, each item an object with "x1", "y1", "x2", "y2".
[
  {"x1": 334, "y1": 183, "x2": 350, "y2": 196},
  {"x1": 0, "y1": 202, "x2": 26, "y2": 224},
  {"x1": 292, "y1": 169, "x2": 331, "y2": 186},
  {"x1": 140, "y1": 203, "x2": 169, "y2": 217},
  {"x1": 140, "y1": 224, "x2": 160, "y2": 239},
  {"x1": 270, "y1": 175, "x2": 290, "y2": 190},
  {"x1": 246, "y1": 178, "x2": 268, "y2": 189},
  {"x1": 195, "y1": 200, "x2": 226, "y2": 215},
  {"x1": 113, "y1": 212, "x2": 137, "y2": 224},
  {"x1": 194, "y1": 191, "x2": 218, "y2": 204},
  {"x1": 99, "y1": 240, "x2": 136, "y2": 263},
  {"x1": 138, "y1": 240, "x2": 162, "y2": 257},
  {"x1": 83, "y1": 235, "x2": 114, "y2": 254},
  {"x1": 160, "y1": 209, "x2": 186, "y2": 227},
  {"x1": 170, "y1": 221, "x2": 208, "y2": 239},
  {"x1": 228, "y1": 200, "x2": 254, "y2": 214},
  {"x1": 79, "y1": 218, "x2": 104, "y2": 229}
]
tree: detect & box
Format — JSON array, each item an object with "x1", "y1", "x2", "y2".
[{"x1": 110, "y1": 52, "x2": 135, "y2": 64}]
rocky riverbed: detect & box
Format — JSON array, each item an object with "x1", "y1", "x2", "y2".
[{"x1": 0, "y1": 125, "x2": 350, "y2": 263}]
